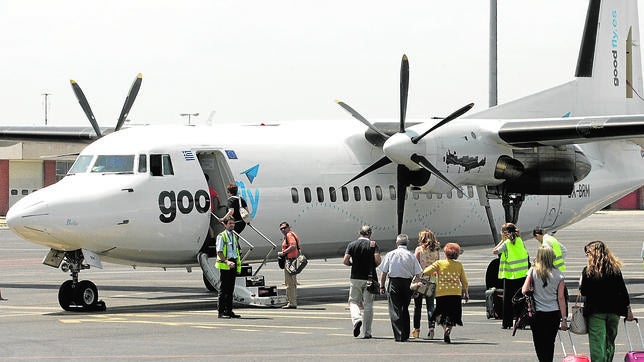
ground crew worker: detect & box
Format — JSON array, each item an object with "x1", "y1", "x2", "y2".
[
  {"x1": 533, "y1": 227, "x2": 567, "y2": 271},
  {"x1": 493, "y1": 222, "x2": 529, "y2": 329},
  {"x1": 216, "y1": 217, "x2": 242, "y2": 319}
]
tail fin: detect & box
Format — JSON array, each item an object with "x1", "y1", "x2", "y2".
[{"x1": 472, "y1": 0, "x2": 644, "y2": 119}]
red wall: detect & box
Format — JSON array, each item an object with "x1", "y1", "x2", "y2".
[{"x1": 43, "y1": 160, "x2": 56, "y2": 187}]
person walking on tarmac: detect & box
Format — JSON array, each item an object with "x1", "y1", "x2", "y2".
[
  {"x1": 532, "y1": 227, "x2": 567, "y2": 271},
  {"x1": 215, "y1": 217, "x2": 242, "y2": 319},
  {"x1": 493, "y1": 223, "x2": 529, "y2": 329}
]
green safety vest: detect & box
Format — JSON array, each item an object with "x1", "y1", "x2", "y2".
[
  {"x1": 498, "y1": 236, "x2": 529, "y2": 280},
  {"x1": 546, "y1": 236, "x2": 566, "y2": 271},
  {"x1": 215, "y1": 231, "x2": 242, "y2": 273}
]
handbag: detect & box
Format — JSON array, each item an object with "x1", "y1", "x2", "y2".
[
  {"x1": 410, "y1": 275, "x2": 435, "y2": 296},
  {"x1": 570, "y1": 292, "x2": 587, "y2": 334},
  {"x1": 285, "y1": 233, "x2": 307, "y2": 275},
  {"x1": 512, "y1": 288, "x2": 536, "y2": 336},
  {"x1": 237, "y1": 197, "x2": 251, "y2": 224}
]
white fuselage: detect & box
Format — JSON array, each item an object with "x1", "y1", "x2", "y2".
[{"x1": 6, "y1": 122, "x2": 644, "y2": 267}]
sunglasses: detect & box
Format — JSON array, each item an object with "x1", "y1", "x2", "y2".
[{"x1": 280, "y1": 226, "x2": 288, "y2": 230}]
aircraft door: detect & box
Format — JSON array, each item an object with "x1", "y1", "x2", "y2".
[
  {"x1": 197, "y1": 151, "x2": 235, "y2": 253},
  {"x1": 540, "y1": 195, "x2": 561, "y2": 228}
]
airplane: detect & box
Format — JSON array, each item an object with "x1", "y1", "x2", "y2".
[{"x1": 3, "y1": 0, "x2": 644, "y2": 312}]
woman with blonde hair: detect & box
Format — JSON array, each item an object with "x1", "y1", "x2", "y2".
[
  {"x1": 580, "y1": 241, "x2": 633, "y2": 362},
  {"x1": 522, "y1": 246, "x2": 567, "y2": 362},
  {"x1": 423, "y1": 242, "x2": 468, "y2": 343},
  {"x1": 412, "y1": 229, "x2": 440, "y2": 339}
]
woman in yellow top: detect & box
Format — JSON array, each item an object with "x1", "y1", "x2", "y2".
[{"x1": 422, "y1": 242, "x2": 469, "y2": 344}]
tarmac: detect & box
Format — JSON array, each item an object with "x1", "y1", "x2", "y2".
[{"x1": 0, "y1": 211, "x2": 643, "y2": 361}]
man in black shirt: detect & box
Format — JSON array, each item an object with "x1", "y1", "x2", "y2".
[{"x1": 343, "y1": 225, "x2": 381, "y2": 339}]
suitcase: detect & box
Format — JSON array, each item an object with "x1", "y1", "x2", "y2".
[
  {"x1": 485, "y1": 288, "x2": 503, "y2": 319},
  {"x1": 624, "y1": 317, "x2": 644, "y2": 361},
  {"x1": 559, "y1": 329, "x2": 591, "y2": 362}
]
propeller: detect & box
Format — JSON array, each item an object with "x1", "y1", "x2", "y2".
[
  {"x1": 337, "y1": 55, "x2": 473, "y2": 234},
  {"x1": 70, "y1": 73, "x2": 143, "y2": 138}
]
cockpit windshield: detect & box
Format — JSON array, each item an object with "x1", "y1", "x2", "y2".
[
  {"x1": 91, "y1": 155, "x2": 135, "y2": 173},
  {"x1": 68, "y1": 155, "x2": 93, "y2": 174}
]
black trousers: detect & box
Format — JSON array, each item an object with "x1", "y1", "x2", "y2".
[
  {"x1": 387, "y1": 277, "x2": 413, "y2": 341},
  {"x1": 218, "y1": 267, "x2": 237, "y2": 315},
  {"x1": 531, "y1": 310, "x2": 560, "y2": 362},
  {"x1": 502, "y1": 277, "x2": 526, "y2": 328}
]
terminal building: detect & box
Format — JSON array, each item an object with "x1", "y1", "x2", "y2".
[{"x1": 0, "y1": 141, "x2": 642, "y2": 215}]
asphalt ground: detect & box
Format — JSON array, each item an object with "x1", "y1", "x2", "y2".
[{"x1": 0, "y1": 211, "x2": 643, "y2": 361}]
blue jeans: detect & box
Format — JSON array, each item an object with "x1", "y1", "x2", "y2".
[
  {"x1": 413, "y1": 292, "x2": 435, "y2": 330},
  {"x1": 587, "y1": 313, "x2": 620, "y2": 362}
]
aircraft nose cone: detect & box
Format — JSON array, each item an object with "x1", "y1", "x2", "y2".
[{"x1": 6, "y1": 197, "x2": 50, "y2": 238}]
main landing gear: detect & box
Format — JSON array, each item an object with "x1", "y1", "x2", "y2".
[{"x1": 57, "y1": 250, "x2": 106, "y2": 312}]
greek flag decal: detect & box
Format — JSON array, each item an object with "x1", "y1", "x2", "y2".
[{"x1": 182, "y1": 151, "x2": 195, "y2": 161}]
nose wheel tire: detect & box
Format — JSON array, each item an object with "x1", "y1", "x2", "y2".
[{"x1": 58, "y1": 280, "x2": 103, "y2": 311}]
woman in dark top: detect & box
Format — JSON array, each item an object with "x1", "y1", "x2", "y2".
[
  {"x1": 579, "y1": 240, "x2": 634, "y2": 362},
  {"x1": 218, "y1": 183, "x2": 248, "y2": 234}
]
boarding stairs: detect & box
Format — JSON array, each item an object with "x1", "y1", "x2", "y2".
[{"x1": 198, "y1": 219, "x2": 287, "y2": 307}]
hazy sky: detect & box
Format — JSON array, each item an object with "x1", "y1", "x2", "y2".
[{"x1": 0, "y1": 1, "x2": 628, "y2": 127}]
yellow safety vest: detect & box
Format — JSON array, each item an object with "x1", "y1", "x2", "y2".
[
  {"x1": 215, "y1": 231, "x2": 242, "y2": 273},
  {"x1": 498, "y1": 236, "x2": 529, "y2": 280},
  {"x1": 546, "y1": 236, "x2": 566, "y2": 271}
]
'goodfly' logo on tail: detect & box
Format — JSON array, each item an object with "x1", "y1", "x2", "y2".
[{"x1": 612, "y1": 10, "x2": 619, "y2": 86}]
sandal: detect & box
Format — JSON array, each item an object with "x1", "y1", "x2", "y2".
[{"x1": 427, "y1": 328, "x2": 435, "y2": 340}]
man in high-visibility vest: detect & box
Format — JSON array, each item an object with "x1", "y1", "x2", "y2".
[
  {"x1": 216, "y1": 217, "x2": 242, "y2": 319},
  {"x1": 533, "y1": 228, "x2": 567, "y2": 271}
]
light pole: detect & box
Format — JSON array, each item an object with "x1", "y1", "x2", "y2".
[
  {"x1": 42, "y1": 92, "x2": 52, "y2": 125},
  {"x1": 179, "y1": 112, "x2": 199, "y2": 125}
]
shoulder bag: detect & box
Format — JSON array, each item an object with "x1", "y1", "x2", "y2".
[
  {"x1": 366, "y1": 243, "x2": 380, "y2": 294},
  {"x1": 237, "y1": 197, "x2": 251, "y2": 224},
  {"x1": 570, "y1": 292, "x2": 587, "y2": 334},
  {"x1": 410, "y1": 274, "x2": 435, "y2": 296},
  {"x1": 286, "y1": 232, "x2": 308, "y2": 275}
]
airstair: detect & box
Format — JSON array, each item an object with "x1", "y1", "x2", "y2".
[{"x1": 198, "y1": 221, "x2": 287, "y2": 307}]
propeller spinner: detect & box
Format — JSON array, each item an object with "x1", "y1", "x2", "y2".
[
  {"x1": 70, "y1": 73, "x2": 143, "y2": 138},
  {"x1": 337, "y1": 55, "x2": 473, "y2": 234}
]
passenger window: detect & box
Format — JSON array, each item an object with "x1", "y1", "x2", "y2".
[
  {"x1": 341, "y1": 186, "x2": 349, "y2": 202},
  {"x1": 437, "y1": 194, "x2": 443, "y2": 199},
  {"x1": 467, "y1": 186, "x2": 474, "y2": 198},
  {"x1": 21, "y1": 189, "x2": 28, "y2": 195},
  {"x1": 329, "y1": 187, "x2": 337, "y2": 202},
  {"x1": 10, "y1": 189, "x2": 17, "y2": 195},
  {"x1": 304, "y1": 187, "x2": 312, "y2": 203},
  {"x1": 457, "y1": 188, "x2": 464, "y2": 198},
  {"x1": 316, "y1": 187, "x2": 324, "y2": 202},
  {"x1": 389, "y1": 185, "x2": 396, "y2": 200},
  {"x1": 353, "y1": 186, "x2": 361, "y2": 201},
  {"x1": 290, "y1": 188, "x2": 299, "y2": 203},
  {"x1": 364, "y1": 186, "x2": 372, "y2": 201},
  {"x1": 375, "y1": 186, "x2": 382, "y2": 201},
  {"x1": 138, "y1": 154, "x2": 147, "y2": 173},
  {"x1": 446, "y1": 190, "x2": 453, "y2": 199},
  {"x1": 413, "y1": 192, "x2": 419, "y2": 200}
]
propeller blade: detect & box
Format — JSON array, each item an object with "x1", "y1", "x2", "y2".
[
  {"x1": 410, "y1": 154, "x2": 462, "y2": 192},
  {"x1": 399, "y1": 55, "x2": 409, "y2": 133},
  {"x1": 336, "y1": 100, "x2": 389, "y2": 139},
  {"x1": 115, "y1": 73, "x2": 143, "y2": 131},
  {"x1": 341, "y1": 156, "x2": 392, "y2": 187},
  {"x1": 70, "y1": 80, "x2": 102, "y2": 138},
  {"x1": 396, "y1": 164, "x2": 410, "y2": 234},
  {"x1": 411, "y1": 103, "x2": 474, "y2": 144}
]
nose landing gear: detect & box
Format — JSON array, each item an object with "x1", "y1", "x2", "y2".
[{"x1": 57, "y1": 250, "x2": 106, "y2": 312}]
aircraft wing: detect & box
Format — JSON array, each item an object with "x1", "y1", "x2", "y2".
[
  {"x1": 497, "y1": 115, "x2": 644, "y2": 147},
  {"x1": 0, "y1": 126, "x2": 110, "y2": 143}
]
